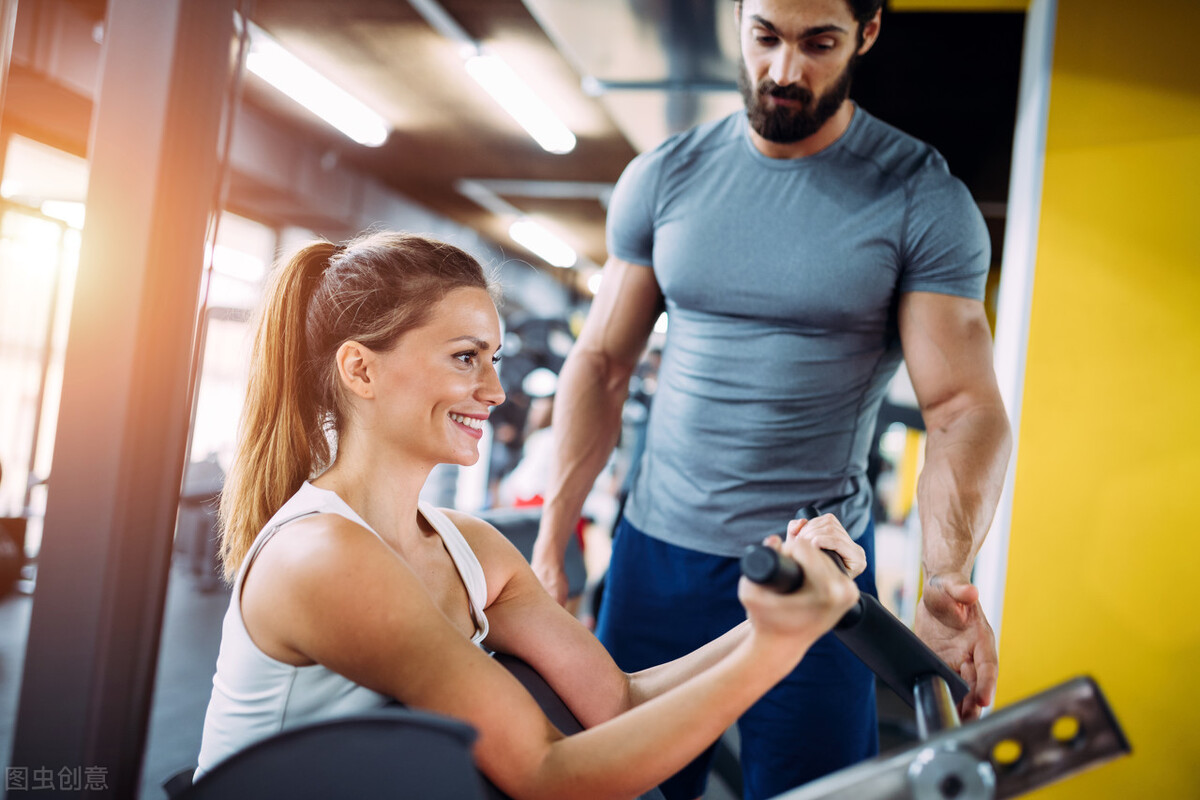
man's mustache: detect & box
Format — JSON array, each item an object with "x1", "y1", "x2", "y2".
[{"x1": 761, "y1": 80, "x2": 813, "y2": 105}]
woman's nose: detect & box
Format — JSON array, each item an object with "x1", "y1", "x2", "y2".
[{"x1": 481, "y1": 363, "x2": 506, "y2": 406}]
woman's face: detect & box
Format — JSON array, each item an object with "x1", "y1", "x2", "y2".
[{"x1": 364, "y1": 286, "x2": 506, "y2": 468}]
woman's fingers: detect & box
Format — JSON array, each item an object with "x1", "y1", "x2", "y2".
[
  {"x1": 785, "y1": 518, "x2": 807, "y2": 539},
  {"x1": 741, "y1": 536, "x2": 861, "y2": 642},
  {"x1": 784, "y1": 514, "x2": 867, "y2": 577},
  {"x1": 783, "y1": 536, "x2": 861, "y2": 613}
]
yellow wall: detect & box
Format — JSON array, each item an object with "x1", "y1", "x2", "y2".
[
  {"x1": 999, "y1": 0, "x2": 1200, "y2": 797},
  {"x1": 888, "y1": 0, "x2": 1027, "y2": 10},
  {"x1": 889, "y1": 0, "x2": 1028, "y2": 11}
]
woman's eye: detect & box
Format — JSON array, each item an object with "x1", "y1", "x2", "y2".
[
  {"x1": 491, "y1": 353, "x2": 503, "y2": 366},
  {"x1": 455, "y1": 351, "x2": 477, "y2": 365}
]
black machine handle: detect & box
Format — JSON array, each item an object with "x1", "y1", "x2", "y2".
[{"x1": 740, "y1": 544, "x2": 969, "y2": 708}]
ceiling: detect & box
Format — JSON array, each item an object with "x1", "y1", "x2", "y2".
[{"x1": 238, "y1": 1, "x2": 1025, "y2": 293}]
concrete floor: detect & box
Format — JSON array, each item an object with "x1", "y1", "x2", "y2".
[
  {"x1": 138, "y1": 567, "x2": 233, "y2": 798},
  {"x1": 0, "y1": 564, "x2": 229, "y2": 799},
  {"x1": 0, "y1": 582, "x2": 32, "y2": 787}
]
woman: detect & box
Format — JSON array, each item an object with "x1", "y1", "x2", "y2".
[{"x1": 196, "y1": 231, "x2": 864, "y2": 800}]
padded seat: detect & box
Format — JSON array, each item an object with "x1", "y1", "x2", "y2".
[
  {"x1": 168, "y1": 708, "x2": 486, "y2": 800},
  {"x1": 168, "y1": 654, "x2": 666, "y2": 800}
]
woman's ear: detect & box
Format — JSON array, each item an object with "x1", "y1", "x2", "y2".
[{"x1": 336, "y1": 340, "x2": 376, "y2": 399}]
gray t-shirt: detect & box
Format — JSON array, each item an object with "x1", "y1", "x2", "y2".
[{"x1": 609, "y1": 107, "x2": 989, "y2": 555}]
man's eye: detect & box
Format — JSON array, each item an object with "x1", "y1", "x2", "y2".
[
  {"x1": 756, "y1": 35, "x2": 779, "y2": 46},
  {"x1": 808, "y1": 39, "x2": 836, "y2": 52}
]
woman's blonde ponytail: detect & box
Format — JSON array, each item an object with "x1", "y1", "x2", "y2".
[{"x1": 217, "y1": 241, "x2": 337, "y2": 582}]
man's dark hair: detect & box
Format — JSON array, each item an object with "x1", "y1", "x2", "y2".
[
  {"x1": 847, "y1": 0, "x2": 886, "y2": 27},
  {"x1": 733, "y1": 0, "x2": 884, "y2": 27}
]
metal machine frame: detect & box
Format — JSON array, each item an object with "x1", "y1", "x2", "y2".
[{"x1": 742, "y1": 544, "x2": 1130, "y2": 800}]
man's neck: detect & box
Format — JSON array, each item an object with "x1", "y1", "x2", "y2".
[{"x1": 747, "y1": 100, "x2": 856, "y2": 160}]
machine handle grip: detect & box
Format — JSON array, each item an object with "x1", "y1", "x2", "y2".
[
  {"x1": 740, "y1": 544, "x2": 968, "y2": 707},
  {"x1": 740, "y1": 544, "x2": 864, "y2": 624},
  {"x1": 740, "y1": 542, "x2": 805, "y2": 591}
]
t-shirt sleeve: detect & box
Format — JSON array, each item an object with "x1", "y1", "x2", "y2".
[
  {"x1": 605, "y1": 149, "x2": 663, "y2": 266},
  {"x1": 899, "y1": 157, "x2": 991, "y2": 300}
]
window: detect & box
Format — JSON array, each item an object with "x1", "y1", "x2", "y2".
[
  {"x1": 185, "y1": 213, "x2": 276, "y2": 474},
  {"x1": 0, "y1": 136, "x2": 88, "y2": 556}
]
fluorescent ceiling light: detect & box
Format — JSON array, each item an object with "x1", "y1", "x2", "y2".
[
  {"x1": 245, "y1": 21, "x2": 390, "y2": 147},
  {"x1": 465, "y1": 54, "x2": 576, "y2": 155},
  {"x1": 586, "y1": 270, "x2": 604, "y2": 296},
  {"x1": 509, "y1": 219, "x2": 577, "y2": 268}
]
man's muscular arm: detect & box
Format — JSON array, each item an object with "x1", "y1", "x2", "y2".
[
  {"x1": 899, "y1": 291, "x2": 1012, "y2": 720},
  {"x1": 531, "y1": 257, "x2": 663, "y2": 604}
]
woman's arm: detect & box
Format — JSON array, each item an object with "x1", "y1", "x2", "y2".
[
  {"x1": 622, "y1": 514, "x2": 867, "y2": 709},
  {"x1": 470, "y1": 510, "x2": 866, "y2": 724},
  {"x1": 472, "y1": 514, "x2": 754, "y2": 727},
  {"x1": 246, "y1": 514, "x2": 856, "y2": 800}
]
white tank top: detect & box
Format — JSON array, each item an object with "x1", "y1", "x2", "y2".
[{"x1": 195, "y1": 482, "x2": 489, "y2": 778}]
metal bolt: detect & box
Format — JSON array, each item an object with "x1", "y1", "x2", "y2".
[{"x1": 939, "y1": 773, "x2": 966, "y2": 798}]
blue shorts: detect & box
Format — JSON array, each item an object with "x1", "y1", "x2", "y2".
[{"x1": 595, "y1": 518, "x2": 879, "y2": 800}]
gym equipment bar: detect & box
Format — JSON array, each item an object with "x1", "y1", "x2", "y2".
[{"x1": 742, "y1": 545, "x2": 1130, "y2": 800}]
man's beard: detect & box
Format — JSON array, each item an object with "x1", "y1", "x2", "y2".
[{"x1": 738, "y1": 55, "x2": 858, "y2": 143}]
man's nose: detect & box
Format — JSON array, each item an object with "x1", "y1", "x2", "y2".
[{"x1": 770, "y1": 47, "x2": 804, "y2": 87}]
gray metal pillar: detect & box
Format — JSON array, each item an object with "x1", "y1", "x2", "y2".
[
  {"x1": 9, "y1": 0, "x2": 237, "y2": 796},
  {"x1": 0, "y1": 0, "x2": 17, "y2": 122}
]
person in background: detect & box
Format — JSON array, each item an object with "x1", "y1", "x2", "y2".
[
  {"x1": 497, "y1": 395, "x2": 560, "y2": 510},
  {"x1": 531, "y1": 1, "x2": 1013, "y2": 798},
  {"x1": 195, "y1": 230, "x2": 865, "y2": 800}
]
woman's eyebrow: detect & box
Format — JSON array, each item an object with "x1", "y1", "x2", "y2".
[{"x1": 445, "y1": 335, "x2": 496, "y2": 350}]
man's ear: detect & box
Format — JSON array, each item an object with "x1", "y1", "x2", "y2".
[
  {"x1": 858, "y1": 8, "x2": 882, "y2": 56},
  {"x1": 336, "y1": 340, "x2": 376, "y2": 399}
]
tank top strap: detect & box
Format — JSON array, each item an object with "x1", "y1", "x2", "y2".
[
  {"x1": 418, "y1": 502, "x2": 490, "y2": 643},
  {"x1": 233, "y1": 509, "x2": 322, "y2": 591}
]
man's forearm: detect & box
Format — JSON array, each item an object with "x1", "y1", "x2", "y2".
[
  {"x1": 534, "y1": 347, "x2": 631, "y2": 559},
  {"x1": 917, "y1": 400, "x2": 1012, "y2": 577}
]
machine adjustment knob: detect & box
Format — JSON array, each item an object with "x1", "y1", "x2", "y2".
[{"x1": 907, "y1": 743, "x2": 996, "y2": 800}]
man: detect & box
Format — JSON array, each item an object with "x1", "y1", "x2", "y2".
[{"x1": 531, "y1": 1, "x2": 1012, "y2": 798}]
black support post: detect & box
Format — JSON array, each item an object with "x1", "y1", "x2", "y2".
[{"x1": 9, "y1": 0, "x2": 237, "y2": 797}]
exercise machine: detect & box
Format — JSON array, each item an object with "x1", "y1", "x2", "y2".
[
  {"x1": 741, "y1": 544, "x2": 1130, "y2": 800},
  {"x1": 168, "y1": 535, "x2": 1129, "y2": 800}
]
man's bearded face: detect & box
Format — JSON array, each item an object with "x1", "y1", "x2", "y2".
[{"x1": 737, "y1": 53, "x2": 858, "y2": 143}]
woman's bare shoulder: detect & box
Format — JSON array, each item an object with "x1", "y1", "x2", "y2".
[
  {"x1": 249, "y1": 512, "x2": 385, "y2": 578},
  {"x1": 239, "y1": 513, "x2": 407, "y2": 665}
]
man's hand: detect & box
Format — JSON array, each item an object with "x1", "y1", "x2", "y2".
[
  {"x1": 530, "y1": 549, "x2": 570, "y2": 607},
  {"x1": 913, "y1": 572, "x2": 998, "y2": 721}
]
